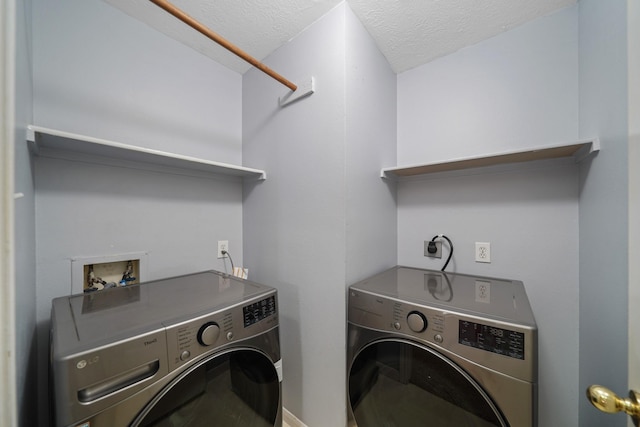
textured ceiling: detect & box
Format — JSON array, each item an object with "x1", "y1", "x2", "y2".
[{"x1": 105, "y1": 0, "x2": 577, "y2": 74}]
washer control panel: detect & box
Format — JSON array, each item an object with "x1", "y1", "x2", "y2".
[
  {"x1": 243, "y1": 295, "x2": 277, "y2": 327},
  {"x1": 165, "y1": 292, "x2": 278, "y2": 371}
]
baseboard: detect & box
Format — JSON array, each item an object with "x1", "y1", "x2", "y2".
[{"x1": 283, "y1": 408, "x2": 307, "y2": 427}]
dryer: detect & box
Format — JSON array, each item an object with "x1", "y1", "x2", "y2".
[
  {"x1": 347, "y1": 266, "x2": 537, "y2": 427},
  {"x1": 50, "y1": 270, "x2": 281, "y2": 427}
]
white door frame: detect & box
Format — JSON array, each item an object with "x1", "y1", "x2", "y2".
[
  {"x1": 629, "y1": 0, "x2": 639, "y2": 425},
  {"x1": 0, "y1": 0, "x2": 17, "y2": 425}
]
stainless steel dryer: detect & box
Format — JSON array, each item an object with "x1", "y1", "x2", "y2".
[
  {"x1": 347, "y1": 266, "x2": 537, "y2": 427},
  {"x1": 50, "y1": 270, "x2": 281, "y2": 427}
]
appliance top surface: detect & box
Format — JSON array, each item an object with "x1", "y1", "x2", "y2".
[
  {"x1": 52, "y1": 270, "x2": 275, "y2": 346},
  {"x1": 350, "y1": 266, "x2": 536, "y2": 326}
]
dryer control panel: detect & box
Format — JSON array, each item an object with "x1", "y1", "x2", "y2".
[
  {"x1": 459, "y1": 320, "x2": 525, "y2": 360},
  {"x1": 348, "y1": 287, "x2": 536, "y2": 382},
  {"x1": 349, "y1": 288, "x2": 448, "y2": 344}
]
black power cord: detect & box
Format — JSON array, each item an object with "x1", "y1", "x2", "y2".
[{"x1": 430, "y1": 234, "x2": 453, "y2": 271}]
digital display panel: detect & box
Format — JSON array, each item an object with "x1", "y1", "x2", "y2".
[
  {"x1": 459, "y1": 320, "x2": 525, "y2": 360},
  {"x1": 243, "y1": 295, "x2": 277, "y2": 328}
]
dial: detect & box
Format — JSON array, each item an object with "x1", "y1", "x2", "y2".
[
  {"x1": 197, "y1": 322, "x2": 220, "y2": 346},
  {"x1": 407, "y1": 311, "x2": 428, "y2": 333}
]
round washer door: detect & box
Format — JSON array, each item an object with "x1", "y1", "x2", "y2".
[
  {"x1": 349, "y1": 339, "x2": 507, "y2": 427},
  {"x1": 133, "y1": 349, "x2": 280, "y2": 427}
]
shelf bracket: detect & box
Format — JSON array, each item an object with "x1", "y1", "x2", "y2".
[
  {"x1": 573, "y1": 138, "x2": 600, "y2": 163},
  {"x1": 279, "y1": 77, "x2": 315, "y2": 107}
]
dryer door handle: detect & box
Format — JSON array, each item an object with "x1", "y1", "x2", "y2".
[
  {"x1": 586, "y1": 385, "x2": 640, "y2": 426},
  {"x1": 78, "y1": 360, "x2": 160, "y2": 403}
]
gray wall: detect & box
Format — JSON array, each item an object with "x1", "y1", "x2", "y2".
[
  {"x1": 242, "y1": 4, "x2": 396, "y2": 426},
  {"x1": 578, "y1": 0, "x2": 629, "y2": 426},
  {"x1": 344, "y1": 6, "x2": 397, "y2": 285},
  {"x1": 14, "y1": 0, "x2": 36, "y2": 425},
  {"x1": 18, "y1": 1, "x2": 633, "y2": 426},
  {"x1": 30, "y1": 0, "x2": 245, "y2": 424},
  {"x1": 397, "y1": 6, "x2": 582, "y2": 426},
  {"x1": 32, "y1": 0, "x2": 242, "y2": 163},
  {"x1": 397, "y1": 6, "x2": 578, "y2": 165}
]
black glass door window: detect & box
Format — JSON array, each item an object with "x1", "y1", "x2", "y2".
[
  {"x1": 349, "y1": 340, "x2": 507, "y2": 427},
  {"x1": 134, "y1": 350, "x2": 279, "y2": 427}
]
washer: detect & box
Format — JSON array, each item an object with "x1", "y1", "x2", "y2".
[
  {"x1": 50, "y1": 270, "x2": 281, "y2": 427},
  {"x1": 347, "y1": 266, "x2": 537, "y2": 427}
]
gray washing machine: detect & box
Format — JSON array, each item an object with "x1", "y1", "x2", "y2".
[
  {"x1": 347, "y1": 266, "x2": 537, "y2": 427},
  {"x1": 50, "y1": 270, "x2": 281, "y2": 427}
]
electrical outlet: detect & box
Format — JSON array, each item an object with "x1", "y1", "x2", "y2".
[
  {"x1": 217, "y1": 240, "x2": 229, "y2": 259},
  {"x1": 424, "y1": 241, "x2": 442, "y2": 259},
  {"x1": 475, "y1": 242, "x2": 491, "y2": 263}
]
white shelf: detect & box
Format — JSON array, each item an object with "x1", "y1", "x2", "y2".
[
  {"x1": 26, "y1": 125, "x2": 266, "y2": 180},
  {"x1": 381, "y1": 139, "x2": 599, "y2": 179}
]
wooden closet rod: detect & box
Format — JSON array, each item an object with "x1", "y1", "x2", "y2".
[{"x1": 150, "y1": 0, "x2": 298, "y2": 91}]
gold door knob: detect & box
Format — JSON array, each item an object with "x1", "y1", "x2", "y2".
[{"x1": 586, "y1": 385, "x2": 640, "y2": 426}]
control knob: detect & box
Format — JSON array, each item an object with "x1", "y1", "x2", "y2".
[
  {"x1": 197, "y1": 322, "x2": 220, "y2": 346},
  {"x1": 407, "y1": 311, "x2": 428, "y2": 333}
]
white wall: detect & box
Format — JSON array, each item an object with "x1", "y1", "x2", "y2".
[
  {"x1": 30, "y1": 0, "x2": 245, "y2": 424},
  {"x1": 397, "y1": 6, "x2": 581, "y2": 426},
  {"x1": 578, "y1": 1, "x2": 629, "y2": 426},
  {"x1": 13, "y1": 0, "x2": 36, "y2": 425},
  {"x1": 243, "y1": 4, "x2": 396, "y2": 426}
]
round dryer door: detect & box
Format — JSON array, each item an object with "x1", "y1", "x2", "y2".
[
  {"x1": 349, "y1": 339, "x2": 507, "y2": 427},
  {"x1": 133, "y1": 349, "x2": 279, "y2": 427}
]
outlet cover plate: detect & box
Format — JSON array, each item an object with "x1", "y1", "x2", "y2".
[
  {"x1": 424, "y1": 241, "x2": 442, "y2": 258},
  {"x1": 217, "y1": 240, "x2": 229, "y2": 259},
  {"x1": 475, "y1": 242, "x2": 491, "y2": 263}
]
